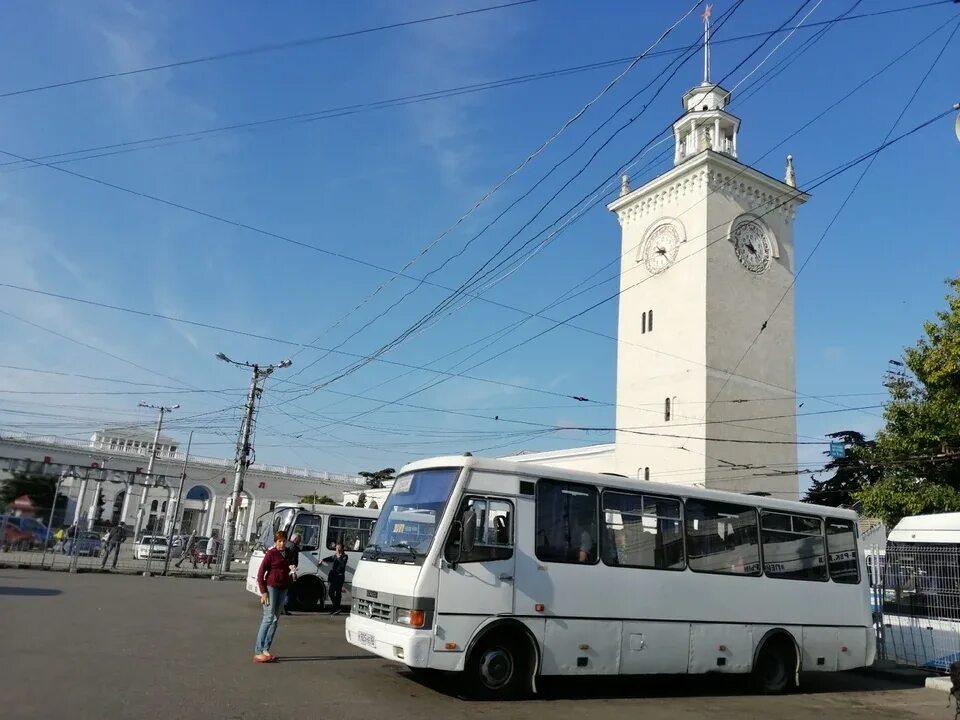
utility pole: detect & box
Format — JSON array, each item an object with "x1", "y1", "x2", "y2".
[
  {"x1": 162, "y1": 432, "x2": 193, "y2": 576},
  {"x1": 133, "y1": 402, "x2": 179, "y2": 540},
  {"x1": 216, "y1": 352, "x2": 292, "y2": 574}
]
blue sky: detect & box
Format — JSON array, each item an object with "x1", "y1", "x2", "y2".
[{"x1": 0, "y1": 0, "x2": 957, "y2": 490}]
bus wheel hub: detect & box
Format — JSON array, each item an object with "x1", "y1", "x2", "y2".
[{"x1": 479, "y1": 647, "x2": 514, "y2": 688}]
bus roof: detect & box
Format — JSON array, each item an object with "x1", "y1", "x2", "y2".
[
  {"x1": 398, "y1": 455, "x2": 859, "y2": 521},
  {"x1": 278, "y1": 502, "x2": 379, "y2": 518},
  {"x1": 888, "y1": 512, "x2": 960, "y2": 544}
]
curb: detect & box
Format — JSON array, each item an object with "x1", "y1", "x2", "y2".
[
  {"x1": 0, "y1": 561, "x2": 245, "y2": 580},
  {"x1": 925, "y1": 676, "x2": 953, "y2": 693}
]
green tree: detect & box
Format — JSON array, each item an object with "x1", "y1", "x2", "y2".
[
  {"x1": 852, "y1": 278, "x2": 960, "y2": 524},
  {"x1": 0, "y1": 471, "x2": 69, "y2": 526},
  {"x1": 355, "y1": 492, "x2": 367, "y2": 509},
  {"x1": 803, "y1": 430, "x2": 880, "y2": 508},
  {"x1": 359, "y1": 468, "x2": 395, "y2": 489},
  {"x1": 299, "y1": 494, "x2": 337, "y2": 505}
]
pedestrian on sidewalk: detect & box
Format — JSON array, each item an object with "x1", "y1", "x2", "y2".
[
  {"x1": 174, "y1": 530, "x2": 197, "y2": 569},
  {"x1": 100, "y1": 521, "x2": 126, "y2": 569},
  {"x1": 254, "y1": 530, "x2": 292, "y2": 663},
  {"x1": 204, "y1": 531, "x2": 219, "y2": 569},
  {"x1": 321, "y1": 542, "x2": 348, "y2": 615}
]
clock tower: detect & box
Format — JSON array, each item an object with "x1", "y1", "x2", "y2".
[{"x1": 606, "y1": 33, "x2": 808, "y2": 498}]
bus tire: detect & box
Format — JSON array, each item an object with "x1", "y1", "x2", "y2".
[
  {"x1": 464, "y1": 630, "x2": 528, "y2": 700},
  {"x1": 753, "y1": 633, "x2": 796, "y2": 694},
  {"x1": 290, "y1": 577, "x2": 325, "y2": 611}
]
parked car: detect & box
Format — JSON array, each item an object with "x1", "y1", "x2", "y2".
[
  {"x1": 133, "y1": 535, "x2": 169, "y2": 560},
  {"x1": 190, "y1": 536, "x2": 213, "y2": 564},
  {"x1": 1, "y1": 519, "x2": 34, "y2": 550},
  {"x1": 0, "y1": 515, "x2": 49, "y2": 549},
  {"x1": 62, "y1": 531, "x2": 103, "y2": 557}
]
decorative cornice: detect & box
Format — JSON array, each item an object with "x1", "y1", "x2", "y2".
[
  {"x1": 705, "y1": 167, "x2": 803, "y2": 222},
  {"x1": 615, "y1": 168, "x2": 709, "y2": 227},
  {"x1": 610, "y1": 151, "x2": 808, "y2": 227}
]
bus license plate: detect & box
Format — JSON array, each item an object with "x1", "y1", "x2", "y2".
[{"x1": 358, "y1": 631, "x2": 376, "y2": 649}]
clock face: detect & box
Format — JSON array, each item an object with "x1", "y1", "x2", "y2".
[
  {"x1": 643, "y1": 224, "x2": 680, "y2": 274},
  {"x1": 732, "y1": 220, "x2": 772, "y2": 274}
]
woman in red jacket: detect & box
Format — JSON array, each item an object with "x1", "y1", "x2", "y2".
[{"x1": 254, "y1": 530, "x2": 292, "y2": 663}]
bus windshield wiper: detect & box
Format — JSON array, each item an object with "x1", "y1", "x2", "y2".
[
  {"x1": 390, "y1": 542, "x2": 417, "y2": 561},
  {"x1": 366, "y1": 543, "x2": 382, "y2": 559}
]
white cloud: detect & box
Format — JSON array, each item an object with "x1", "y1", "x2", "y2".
[{"x1": 399, "y1": 2, "x2": 529, "y2": 189}]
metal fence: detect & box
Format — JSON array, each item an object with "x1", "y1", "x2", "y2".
[
  {"x1": 869, "y1": 541, "x2": 960, "y2": 671},
  {"x1": 1, "y1": 512, "x2": 251, "y2": 578}
]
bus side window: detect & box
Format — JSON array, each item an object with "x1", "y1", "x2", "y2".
[
  {"x1": 444, "y1": 497, "x2": 513, "y2": 563},
  {"x1": 535, "y1": 479, "x2": 599, "y2": 565},
  {"x1": 826, "y1": 519, "x2": 860, "y2": 584}
]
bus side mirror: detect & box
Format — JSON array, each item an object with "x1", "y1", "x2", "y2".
[{"x1": 461, "y1": 510, "x2": 477, "y2": 555}]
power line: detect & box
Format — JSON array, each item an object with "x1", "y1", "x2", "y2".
[
  {"x1": 0, "y1": 0, "x2": 949, "y2": 171},
  {"x1": 285, "y1": 0, "x2": 708, "y2": 381},
  {"x1": 307, "y1": 104, "x2": 957, "y2": 436},
  {"x1": 0, "y1": 6, "x2": 946, "y2": 420},
  {"x1": 704, "y1": 17, "x2": 960, "y2": 420},
  {"x1": 279, "y1": 0, "x2": 843, "y2": 423},
  {"x1": 0, "y1": 1, "x2": 541, "y2": 100},
  {"x1": 0, "y1": 6, "x2": 931, "y2": 429}
]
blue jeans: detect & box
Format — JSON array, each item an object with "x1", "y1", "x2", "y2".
[{"x1": 255, "y1": 586, "x2": 287, "y2": 654}]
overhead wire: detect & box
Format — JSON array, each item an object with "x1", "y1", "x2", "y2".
[
  {"x1": 285, "y1": 0, "x2": 708, "y2": 381},
  {"x1": 0, "y1": 1, "x2": 950, "y2": 173},
  {"x1": 0, "y1": 0, "x2": 542, "y2": 100},
  {"x1": 703, "y1": 16, "x2": 960, "y2": 421},
  {"x1": 321, "y1": 6, "x2": 958, "y2": 429}
]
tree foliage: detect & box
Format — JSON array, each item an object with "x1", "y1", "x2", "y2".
[
  {"x1": 359, "y1": 468, "x2": 395, "y2": 489},
  {"x1": 355, "y1": 492, "x2": 367, "y2": 509},
  {"x1": 850, "y1": 278, "x2": 960, "y2": 524},
  {"x1": 803, "y1": 430, "x2": 880, "y2": 508},
  {"x1": 0, "y1": 471, "x2": 69, "y2": 526},
  {"x1": 854, "y1": 477, "x2": 960, "y2": 526},
  {"x1": 299, "y1": 494, "x2": 337, "y2": 505}
]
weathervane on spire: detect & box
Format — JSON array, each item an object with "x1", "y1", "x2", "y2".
[{"x1": 702, "y1": 4, "x2": 713, "y2": 84}]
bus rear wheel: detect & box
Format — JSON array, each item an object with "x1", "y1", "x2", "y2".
[
  {"x1": 753, "y1": 636, "x2": 796, "y2": 694},
  {"x1": 464, "y1": 631, "x2": 528, "y2": 700}
]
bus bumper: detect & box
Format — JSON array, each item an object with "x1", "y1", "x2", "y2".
[{"x1": 345, "y1": 614, "x2": 433, "y2": 668}]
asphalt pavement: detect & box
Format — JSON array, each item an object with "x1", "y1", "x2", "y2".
[{"x1": 0, "y1": 569, "x2": 949, "y2": 720}]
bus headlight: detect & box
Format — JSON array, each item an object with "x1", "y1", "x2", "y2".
[{"x1": 396, "y1": 608, "x2": 425, "y2": 628}]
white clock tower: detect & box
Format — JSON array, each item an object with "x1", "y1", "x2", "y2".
[{"x1": 606, "y1": 20, "x2": 808, "y2": 498}]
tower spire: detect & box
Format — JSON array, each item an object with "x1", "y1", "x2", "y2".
[{"x1": 702, "y1": 4, "x2": 712, "y2": 84}]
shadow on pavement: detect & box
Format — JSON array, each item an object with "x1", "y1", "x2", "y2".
[
  {"x1": 276, "y1": 654, "x2": 377, "y2": 663},
  {"x1": 403, "y1": 669, "x2": 928, "y2": 702},
  {"x1": 0, "y1": 586, "x2": 62, "y2": 597}
]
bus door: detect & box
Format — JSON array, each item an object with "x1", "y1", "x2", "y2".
[
  {"x1": 440, "y1": 496, "x2": 515, "y2": 616},
  {"x1": 291, "y1": 513, "x2": 324, "y2": 574}
]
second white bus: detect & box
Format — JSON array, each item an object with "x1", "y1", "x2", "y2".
[
  {"x1": 345, "y1": 455, "x2": 875, "y2": 698},
  {"x1": 246, "y1": 503, "x2": 379, "y2": 610}
]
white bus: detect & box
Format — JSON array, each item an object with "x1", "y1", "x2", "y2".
[
  {"x1": 246, "y1": 503, "x2": 379, "y2": 610},
  {"x1": 877, "y1": 512, "x2": 960, "y2": 671},
  {"x1": 345, "y1": 455, "x2": 875, "y2": 698}
]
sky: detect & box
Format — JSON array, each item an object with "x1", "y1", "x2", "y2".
[{"x1": 0, "y1": 0, "x2": 957, "y2": 492}]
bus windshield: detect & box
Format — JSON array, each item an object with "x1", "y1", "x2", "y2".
[
  {"x1": 365, "y1": 467, "x2": 460, "y2": 561},
  {"x1": 258, "y1": 506, "x2": 297, "y2": 550}
]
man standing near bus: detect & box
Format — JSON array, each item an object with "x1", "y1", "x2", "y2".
[
  {"x1": 100, "y1": 521, "x2": 126, "y2": 569},
  {"x1": 322, "y1": 542, "x2": 348, "y2": 615},
  {"x1": 283, "y1": 533, "x2": 301, "y2": 615}
]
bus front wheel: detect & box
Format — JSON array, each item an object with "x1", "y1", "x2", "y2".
[
  {"x1": 464, "y1": 631, "x2": 528, "y2": 700},
  {"x1": 289, "y1": 577, "x2": 324, "y2": 612},
  {"x1": 753, "y1": 635, "x2": 796, "y2": 694}
]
